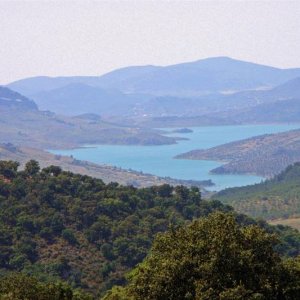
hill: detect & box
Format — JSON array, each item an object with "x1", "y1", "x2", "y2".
[
  {"x1": 213, "y1": 163, "x2": 300, "y2": 220},
  {"x1": 0, "y1": 160, "x2": 230, "y2": 297},
  {"x1": 176, "y1": 129, "x2": 300, "y2": 177},
  {"x1": 0, "y1": 161, "x2": 299, "y2": 298},
  {"x1": 31, "y1": 83, "x2": 151, "y2": 116},
  {"x1": 0, "y1": 86, "x2": 37, "y2": 110},
  {"x1": 207, "y1": 77, "x2": 300, "y2": 123},
  {"x1": 0, "y1": 87, "x2": 181, "y2": 149}
]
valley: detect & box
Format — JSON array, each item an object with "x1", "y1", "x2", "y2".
[{"x1": 2, "y1": 3, "x2": 300, "y2": 299}]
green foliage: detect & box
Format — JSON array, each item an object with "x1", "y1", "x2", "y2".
[
  {"x1": 0, "y1": 160, "x2": 231, "y2": 296},
  {"x1": 24, "y1": 159, "x2": 40, "y2": 176},
  {"x1": 0, "y1": 160, "x2": 19, "y2": 179},
  {"x1": 109, "y1": 212, "x2": 300, "y2": 300},
  {"x1": 62, "y1": 229, "x2": 78, "y2": 245},
  {"x1": 213, "y1": 162, "x2": 300, "y2": 219},
  {"x1": 0, "y1": 160, "x2": 299, "y2": 298},
  {"x1": 0, "y1": 272, "x2": 92, "y2": 300}
]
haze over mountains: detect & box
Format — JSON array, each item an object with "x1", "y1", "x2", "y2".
[
  {"x1": 0, "y1": 86, "x2": 180, "y2": 149},
  {"x1": 8, "y1": 57, "x2": 300, "y2": 95},
  {"x1": 6, "y1": 57, "x2": 300, "y2": 120}
]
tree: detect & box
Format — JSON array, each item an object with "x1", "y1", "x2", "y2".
[
  {"x1": 0, "y1": 160, "x2": 19, "y2": 180},
  {"x1": 24, "y1": 160, "x2": 40, "y2": 176},
  {"x1": 122, "y1": 212, "x2": 299, "y2": 300},
  {"x1": 62, "y1": 229, "x2": 78, "y2": 245}
]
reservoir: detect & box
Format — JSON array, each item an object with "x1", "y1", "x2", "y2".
[{"x1": 50, "y1": 124, "x2": 300, "y2": 191}]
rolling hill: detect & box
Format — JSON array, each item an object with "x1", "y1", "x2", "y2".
[
  {"x1": 31, "y1": 83, "x2": 151, "y2": 116},
  {"x1": 0, "y1": 86, "x2": 37, "y2": 110},
  {"x1": 176, "y1": 129, "x2": 300, "y2": 177},
  {"x1": 0, "y1": 87, "x2": 181, "y2": 148},
  {"x1": 213, "y1": 163, "x2": 300, "y2": 220}
]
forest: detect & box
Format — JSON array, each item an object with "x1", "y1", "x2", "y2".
[
  {"x1": 0, "y1": 160, "x2": 299, "y2": 299},
  {"x1": 214, "y1": 162, "x2": 300, "y2": 219}
]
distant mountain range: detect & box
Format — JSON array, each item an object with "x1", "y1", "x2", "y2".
[
  {"x1": 8, "y1": 57, "x2": 300, "y2": 96},
  {"x1": 5, "y1": 56, "x2": 300, "y2": 122}
]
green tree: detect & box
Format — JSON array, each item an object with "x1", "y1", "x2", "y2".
[
  {"x1": 0, "y1": 272, "x2": 92, "y2": 300},
  {"x1": 0, "y1": 160, "x2": 19, "y2": 180},
  {"x1": 24, "y1": 160, "x2": 40, "y2": 176},
  {"x1": 123, "y1": 212, "x2": 299, "y2": 300}
]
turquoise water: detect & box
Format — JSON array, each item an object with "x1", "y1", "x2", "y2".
[{"x1": 50, "y1": 124, "x2": 300, "y2": 191}]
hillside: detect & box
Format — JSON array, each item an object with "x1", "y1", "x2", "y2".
[
  {"x1": 0, "y1": 86, "x2": 37, "y2": 110},
  {"x1": 0, "y1": 87, "x2": 181, "y2": 148},
  {"x1": 206, "y1": 77, "x2": 300, "y2": 123},
  {"x1": 176, "y1": 129, "x2": 300, "y2": 177},
  {"x1": 31, "y1": 83, "x2": 151, "y2": 116},
  {"x1": 138, "y1": 77, "x2": 300, "y2": 121},
  {"x1": 0, "y1": 143, "x2": 212, "y2": 188},
  {"x1": 0, "y1": 161, "x2": 231, "y2": 297},
  {"x1": 0, "y1": 161, "x2": 299, "y2": 298},
  {"x1": 213, "y1": 163, "x2": 300, "y2": 220}
]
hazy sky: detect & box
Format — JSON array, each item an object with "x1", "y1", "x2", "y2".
[{"x1": 1, "y1": 0, "x2": 300, "y2": 84}]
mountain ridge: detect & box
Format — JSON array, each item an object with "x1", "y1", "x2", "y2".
[{"x1": 7, "y1": 57, "x2": 300, "y2": 97}]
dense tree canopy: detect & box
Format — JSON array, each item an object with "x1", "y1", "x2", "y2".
[
  {"x1": 0, "y1": 272, "x2": 92, "y2": 300},
  {"x1": 0, "y1": 160, "x2": 299, "y2": 299},
  {"x1": 0, "y1": 160, "x2": 231, "y2": 296},
  {"x1": 105, "y1": 213, "x2": 300, "y2": 300}
]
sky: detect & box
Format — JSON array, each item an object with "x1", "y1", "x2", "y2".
[{"x1": 1, "y1": 0, "x2": 300, "y2": 84}]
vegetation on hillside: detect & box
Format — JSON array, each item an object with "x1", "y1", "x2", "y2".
[
  {"x1": 176, "y1": 130, "x2": 300, "y2": 177},
  {"x1": 213, "y1": 163, "x2": 300, "y2": 220},
  {"x1": 0, "y1": 160, "x2": 230, "y2": 297},
  {"x1": 103, "y1": 212, "x2": 300, "y2": 300},
  {"x1": 0, "y1": 160, "x2": 299, "y2": 298},
  {"x1": 0, "y1": 272, "x2": 92, "y2": 300}
]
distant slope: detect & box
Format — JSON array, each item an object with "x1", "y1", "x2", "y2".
[
  {"x1": 0, "y1": 86, "x2": 37, "y2": 110},
  {"x1": 0, "y1": 87, "x2": 181, "y2": 148},
  {"x1": 107, "y1": 57, "x2": 300, "y2": 95},
  {"x1": 7, "y1": 75, "x2": 100, "y2": 96},
  {"x1": 176, "y1": 129, "x2": 300, "y2": 177},
  {"x1": 213, "y1": 163, "x2": 300, "y2": 220},
  {"x1": 212, "y1": 77, "x2": 300, "y2": 123},
  {"x1": 102, "y1": 76, "x2": 300, "y2": 119},
  {"x1": 8, "y1": 57, "x2": 300, "y2": 97},
  {"x1": 230, "y1": 98, "x2": 300, "y2": 123},
  {"x1": 31, "y1": 83, "x2": 146, "y2": 116}
]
